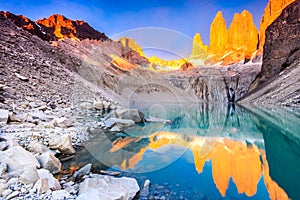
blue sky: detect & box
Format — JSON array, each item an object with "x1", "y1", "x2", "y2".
[{"x1": 0, "y1": 0, "x2": 269, "y2": 58}]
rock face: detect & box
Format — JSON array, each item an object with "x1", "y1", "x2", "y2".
[
  {"x1": 190, "y1": 33, "x2": 208, "y2": 59},
  {"x1": 0, "y1": 12, "x2": 108, "y2": 41},
  {"x1": 208, "y1": 10, "x2": 258, "y2": 65},
  {"x1": 0, "y1": 11, "x2": 51, "y2": 41},
  {"x1": 243, "y1": 1, "x2": 300, "y2": 107},
  {"x1": 258, "y1": 0, "x2": 296, "y2": 54},
  {"x1": 209, "y1": 11, "x2": 228, "y2": 56},
  {"x1": 189, "y1": 33, "x2": 209, "y2": 65},
  {"x1": 227, "y1": 10, "x2": 258, "y2": 61},
  {"x1": 36, "y1": 14, "x2": 108, "y2": 41}
]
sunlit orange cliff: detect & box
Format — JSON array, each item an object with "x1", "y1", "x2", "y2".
[{"x1": 120, "y1": 0, "x2": 295, "y2": 67}]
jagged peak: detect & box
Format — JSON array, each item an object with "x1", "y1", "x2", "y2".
[
  {"x1": 241, "y1": 10, "x2": 251, "y2": 16},
  {"x1": 257, "y1": 0, "x2": 296, "y2": 54},
  {"x1": 1, "y1": 11, "x2": 30, "y2": 22},
  {"x1": 193, "y1": 33, "x2": 204, "y2": 45},
  {"x1": 119, "y1": 37, "x2": 145, "y2": 57},
  {"x1": 215, "y1": 10, "x2": 224, "y2": 18},
  {"x1": 37, "y1": 14, "x2": 87, "y2": 27}
]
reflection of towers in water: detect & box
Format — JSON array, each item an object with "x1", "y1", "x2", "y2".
[
  {"x1": 107, "y1": 132, "x2": 288, "y2": 199},
  {"x1": 197, "y1": 103, "x2": 209, "y2": 129}
]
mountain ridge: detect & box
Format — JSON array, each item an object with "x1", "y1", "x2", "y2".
[
  {"x1": 1, "y1": 0, "x2": 296, "y2": 68},
  {"x1": 0, "y1": 11, "x2": 108, "y2": 42}
]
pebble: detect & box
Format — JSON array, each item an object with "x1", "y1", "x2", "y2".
[
  {"x1": 6, "y1": 191, "x2": 19, "y2": 199},
  {"x1": 2, "y1": 189, "x2": 13, "y2": 196}
]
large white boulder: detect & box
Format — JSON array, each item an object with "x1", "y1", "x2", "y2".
[
  {"x1": 78, "y1": 175, "x2": 140, "y2": 200},
  {"x1": 18, "y1": 165, "x2": 39, "y2": 184},
  {"x1": 0, "y1": 146, "x2": 40, "y2": 172}
]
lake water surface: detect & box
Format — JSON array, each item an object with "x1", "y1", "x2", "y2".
[{"x1": 67, "y1": 104, "x2": 300, "y2": 200}]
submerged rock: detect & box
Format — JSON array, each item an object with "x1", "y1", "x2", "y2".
[
  {"x1": 145, "y1": 116, "x2": 171, "y2": 123},
  {"x1": 115, "y1": 108, "x2": 144, "y2": 123},
  {"x1": 71, "y1": 163, "x2": 92, "y2": 182},
  {"x1": 104, "y1": 118, "x2": 135, "y2": 129}
]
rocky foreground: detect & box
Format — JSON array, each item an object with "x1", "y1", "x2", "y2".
[{"x1": 0, "y1": 12, "x2": 152, "y2": 200}]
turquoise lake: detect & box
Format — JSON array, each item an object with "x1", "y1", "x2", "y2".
[{"x1": 66, "y1": 104, "x2": 300, "y2": 200}]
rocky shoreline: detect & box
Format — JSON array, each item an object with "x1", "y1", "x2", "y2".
[
  {"x1": 0, "y1": 12, "x2": 150, "y2": 199},
  {"x1": 0, "y1": 94, "x2": 150, "y2": 199}
]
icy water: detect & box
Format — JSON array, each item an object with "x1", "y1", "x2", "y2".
[{"x1": 67, "y1": 104, "x2": 300, "y2": 200}]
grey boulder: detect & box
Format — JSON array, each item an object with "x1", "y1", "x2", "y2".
[{"x1": 36, "y1": 152, "x2": 62, "y2": 174}]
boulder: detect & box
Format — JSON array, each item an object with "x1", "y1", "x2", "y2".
[
  {"x1": 27, "y1": 140, "x2": 51, "y2": 154},
  {"x1": 36, "y1": 152, "x2": 61, "y2": 174},
  {"x1": 77, "y1": 188, "x2": 102, "y2": 200},
  {"x1": 0, "y1": 109, "x2": 9, "y2": 123},
  {"x1": 37, "y1": 169, "x2": 61, "y2": 190},
  {"x1": 15, "y1": 73, "x2": 29, "y2": 81},
  {"x1": 71, "y1": 163, "x2": 92, "y2": 182},
  {"x1": 49, "y1": 134, "x2": 75, "y2": 154},
  {"x1": 140, "y1": 179, "x2": 150, "y2": 197},
  {"x1": 52, "y1": 190, "x2": 70, "y2": 200},
  {"x1": 104, "y1": 118, "x2": 116, "y2": 128},
  {"x1": 8, "y1": 113, "x2": 21, "y2": 123},
  {"x1": 55, "y1": 117, "x2": 74, "y2": 128},
  {"x1": 2, "y1": 189, "x2": 12, "y2": 197},
  {"x1": 115, "y1": 108, "x2": 144, "y2": 123},
  {"x1": 79, "y1": 102, "x2": 93, "y2": 110},
  {"x1": 5, "y1": 190, "x2": 19, "y2": 199},
  {"x1": 110, "y1": 125, "x2": 122, "y2": 132},
  {"x1": 0, "y1": 141, "x2": 8, "y2": 151},
  {"x1": 0, "y1": 146, "x2": 40, "y2": 172},
  {"x1": 0, "y1": 181, "x2": 8, "y2": 195},
  {"x1": 102, "y1": 101, "x2": 111, "y2": 110},
  {"x1": 93, "y1": 101, "x2": 103, "y2": 110},
  {"x1": 0, "y1": 162, "x2": 7, "y2": 176},
  {"x1": 94, "y1": 100, "x2": 110, "y2": 111},
  {"x1": 33, "y1": 178, "x2": 50, "y2": 194},
  {"x1": 143, "y1": 179, "x2": 150, "y2": 188},
  {"x1": 78, "y1": 176, "x2": 139, "y2": 200},
  {"x1": 18, "y1": 165, "x2": 39, "y2": 184},
  {"x1": 145, "y1": 116, "x2": 171, "y2": 123},
  {"x1": 104, "y1": 118, "x2": 135, "y2": 129}
]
